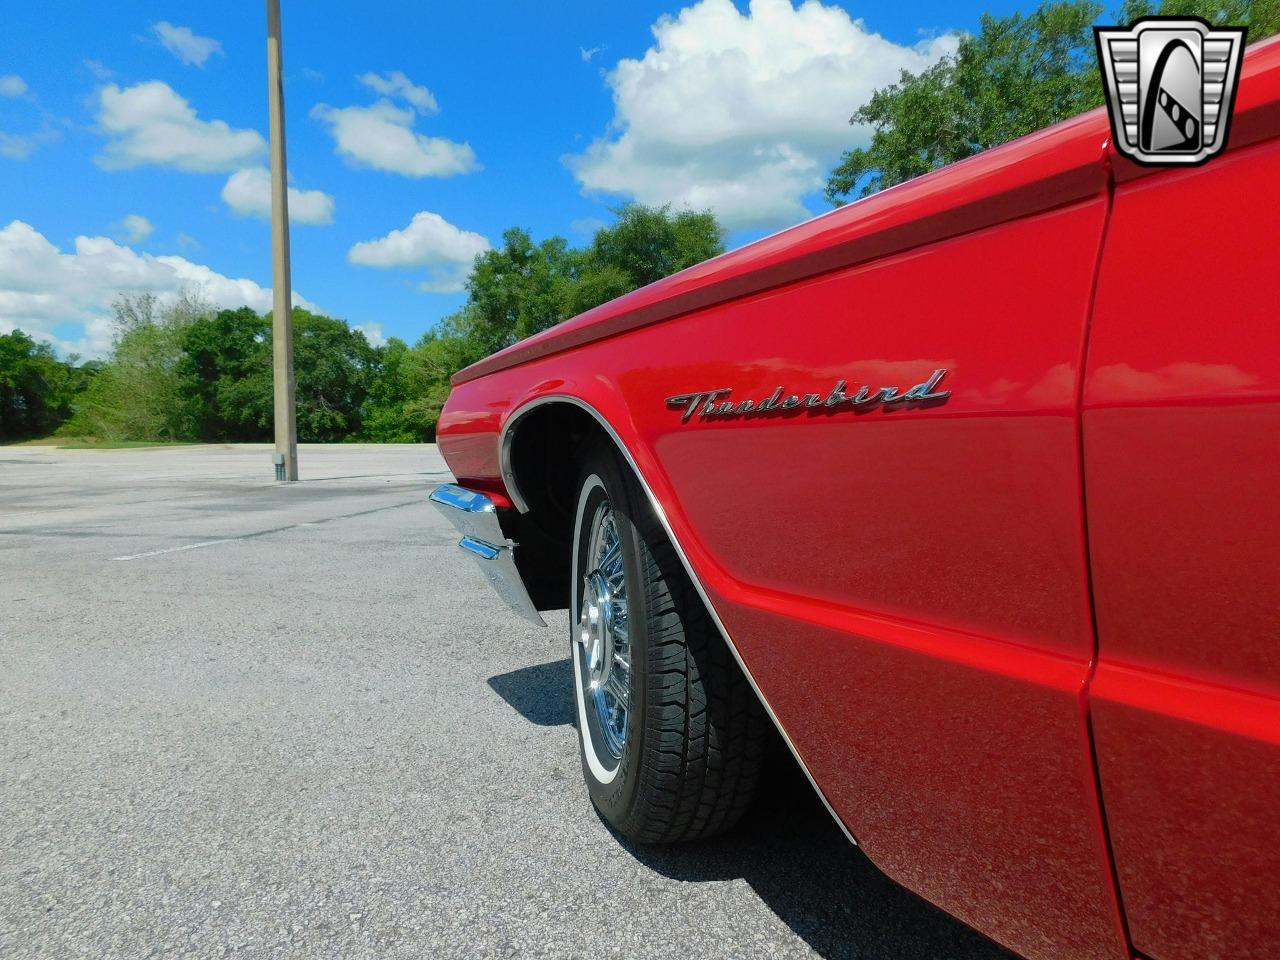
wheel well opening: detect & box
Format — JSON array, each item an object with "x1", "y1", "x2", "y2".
[
  {"x1": 503, "y1": 403, "x2": 612, "y2": 611},
  {"x1": 502, "y1": 402, "x2": 819, "y2": 841}
]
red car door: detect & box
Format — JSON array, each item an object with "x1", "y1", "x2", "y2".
[{"x1": 1082, "y1": 52, "x2": 1280, "y2": 960}]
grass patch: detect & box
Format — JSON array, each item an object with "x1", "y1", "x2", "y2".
[
  {"x1": 6, "y1": 437, "x2": 199, "y2": 450},
  {"x1": 58, "y1": 440, "x2": 200, "y2": 450}
]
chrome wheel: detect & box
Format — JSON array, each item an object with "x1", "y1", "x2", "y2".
[
  {"x1": 576, "y1": 500, "x2": 631, "y2": 763},
  {"x1": 570, "y1": 449, "x2": 768, "y2": 841}
]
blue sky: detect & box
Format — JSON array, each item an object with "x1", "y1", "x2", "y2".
[{"x1": 0, "y1": 0, "x2": 1022, "y2": 355}]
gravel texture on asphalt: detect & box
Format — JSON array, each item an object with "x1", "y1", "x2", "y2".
[{"x1": 0, "y1": 443, "x2": 1013, "y2": 959}]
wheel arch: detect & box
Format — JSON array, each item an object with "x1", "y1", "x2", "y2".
[
  {"x1": 500, "y1": 395, "x2": 622, "y2": 516},
  {"x1": 496, "y1": 397, "x2": 620, "y2": 614},
  {"x1": 498, "y1": 394, "x2": 858, "y2": 848}
]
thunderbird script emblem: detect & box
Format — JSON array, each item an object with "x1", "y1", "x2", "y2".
[
  {"x1": 1096, "y1": 17, "x2": 1246, "y2": 167},
  {"x1": 665, "y1": 369, "x2": 950, "y2": 423}
]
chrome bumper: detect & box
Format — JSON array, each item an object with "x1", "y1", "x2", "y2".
[{"x1": 429, "y1": 483, "x2": 546, "y2": 627}]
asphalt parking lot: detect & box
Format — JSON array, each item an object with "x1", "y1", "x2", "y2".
[{"x1": 0, "y1": 444, "x2": 1012, "y2": 959}]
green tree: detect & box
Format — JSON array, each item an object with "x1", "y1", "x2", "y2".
[
  {"x1": 0, "y1": 330, "x2": 92, "y2": 441},
  {"x1": 826, "y1": 0, "x2": 1280, "y2": 202},
  {"x1": 65, "y1": 293, "x2": 203, "y2": 442},
  {"x1": 1120, "y1": 0, "x2": 1280, "y2": 29},
  {"x1": 359, "y1": 337, "x2": 417, "y2": 442},
  {"x1": 360, "y1": 336, "x2": 458, "y2": 442},
  {"x1": 360, "y1": 317, "x2": 506, "y2": 442},
  {"x1": 382, "y1": 203, "x2": 726, "y2": 439},
  {"x1": 572, "y1": 204, "x2": 725, "y2": 314},
  {"x1": 444, "y1": 204, "x2": 725, "y2": 358},
  {"x1": 178, "y1": 306, "x2": 271, "y2": 441},
  {"x1": 67, "y1": 295, "x2": 382, "y2": 444},
  {"x1": 397, "y1": 319, "x2": 498, "y2": 437},
  {"x1": 178, "y1": 306, "x2": 379, "y2": 443},
  {"x1": 458, "y1": 228, "x2": 582, "y2": 355},
  {"x1": 292, "y1": 309, "x2": 379, "y2": 441}
]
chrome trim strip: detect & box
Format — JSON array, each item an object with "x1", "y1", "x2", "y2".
[
  {"x1": 459, "y1": 536, "x2": 500, "y2": 561},
  {"x1": 430, "y1": 484, "x2": 547, "y2": 627},
  {"x1": 498, "y1": 410, "x2": 536, "y2": 515},
  {"x1": 498, "y1": 395, "x2": 858, "y2": 847},
  {"x1": 432, "y1": 482, "x2": 498, "y2": 514},
  {"x1": 429, "y1": 482, "x2": 506, "y2": 544}
]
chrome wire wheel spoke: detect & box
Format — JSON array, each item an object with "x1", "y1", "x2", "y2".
[
  {"x1": 601, "y1": 520, "x2": 625, "y2": 592},
  {"x1": 604, "y1": 669, "x2": 629, "y2": 706},
  {"x1": 610, "y1": 612, "x2": 630, "y2": 661},
  {"x1": 577, "y1": 500, "x2": 631, "y2": 763}
]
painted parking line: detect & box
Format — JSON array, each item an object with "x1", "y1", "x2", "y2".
[
  {"x1": 108, "y1": 497, "x2": 429, "y2": 561},
  {"x1": 111, "y1": 539, "x2": 233, "y2": 561}
]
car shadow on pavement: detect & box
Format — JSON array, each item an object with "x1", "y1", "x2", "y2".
[
  {"x1": 490, "y1": 659, "x2": 1013, "y2": 959},
  {"x1": 488, "y1": 658, "x2": 575, "y2": 726},
  {"x1": 618, "y1": 751, "x2": 1016, "y2": 960},
  {"x1": 619, "y1": 751, "x2": 1015, "y2": 960}
]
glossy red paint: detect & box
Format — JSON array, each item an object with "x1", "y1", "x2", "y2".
[
  {"x1": 437, "y1": 34, "x2": 1280, "y2": 960},
  {"x1": 1083, "y1": 128, "x2": 1280, "y2": 959},
  {"x1": 452, "y1": 106, "x2": 1110, "y2": 387}
]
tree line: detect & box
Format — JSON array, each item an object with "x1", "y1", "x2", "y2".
[
  {"x1": 0, "y1": 205, "x2": 723, "y2": 443},
  {"x1": 0, "y1": 332, "x2": 100, "y2": 442}
]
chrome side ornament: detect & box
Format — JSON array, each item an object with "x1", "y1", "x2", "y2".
[{"x1": 665, "y1": 368, "x2": 951, "y2": 424}]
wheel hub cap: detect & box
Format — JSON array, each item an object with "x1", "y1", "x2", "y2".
[{"x1": 579, "y1": 571, "x2": 615, "y2": 688}]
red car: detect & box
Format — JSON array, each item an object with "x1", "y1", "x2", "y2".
[{"x1": 431, "y1": 35, "x2": 1280, "y2": 960}]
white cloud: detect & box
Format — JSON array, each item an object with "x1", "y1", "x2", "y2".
[
  {"x1": 84, "y1": 60, "x2": 114, "y2": 80},
  {"x1": 353, "y1": 322, "x2": 386, "y2": 347},
  {"x1": 348, "y1": 211, "x2": 490, "y2": 293},
  {"x1": 117, "y1": 214, "x2": 154, "y2": 244},
  {"x1": 1, "y1": 74, "x2": 58, "y2": 159},
  {"x1": 221, "y1": 167, "x2": 335, "y2": 225},
  {"x1": 0, "y1": 75, "x2": 28, "y2": 98},
  {"x1": 152, "y1": 22, "x2": 224, "y2": 68},
  {"x1": 0, "y1": 220, "x2": 313, "y2": 357},
  {"x1": 580, "y1": 46, "x2": 602, "y2": 63},
  {"x1": 311, "y1": 100, "x2": 476, "y2": 178},
  {"x1": 97, "y1": 81, "x2": 265, "y2": 172},
  {"x1": 567, "y1": 0, "x2": 957, "y2": 230},
  {"x1": 0, "y1": 128, "x2": 59, "y2": 160},
  {"x1": 357, "y1": 70, "x2": 438, "y2": 113}
]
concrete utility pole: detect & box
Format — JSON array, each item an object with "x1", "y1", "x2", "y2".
[{"x1": 266, "y1": 0, "x2": 298, "y2": 481}]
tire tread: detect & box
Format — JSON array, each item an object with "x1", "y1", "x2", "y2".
[{"x1": 613, "y1": 463, "x2": 769, "y2": 843}]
